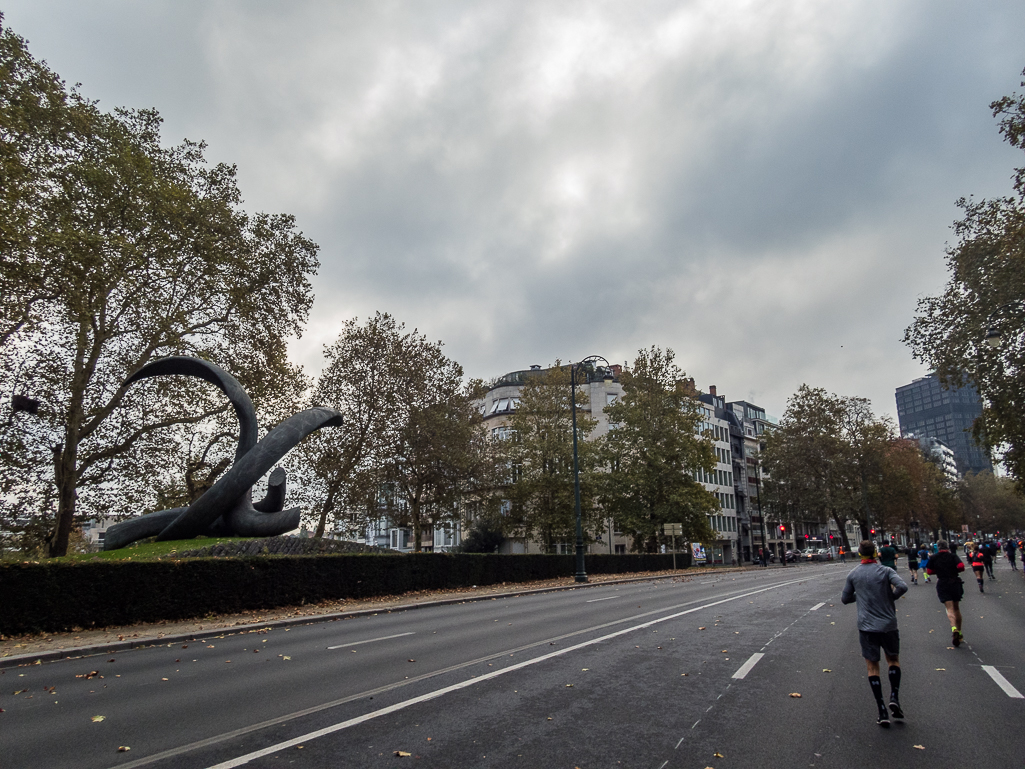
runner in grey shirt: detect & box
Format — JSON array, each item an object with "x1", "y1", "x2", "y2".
[{"x1": 841, "y1": 540, "x2": 908, "y2": 727}]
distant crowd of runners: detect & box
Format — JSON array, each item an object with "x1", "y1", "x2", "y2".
[{"x1": 841, "y1": 534, "x2": 1022, "y2": 727}]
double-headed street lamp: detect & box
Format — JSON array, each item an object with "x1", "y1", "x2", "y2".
[{"x1": 570, "y1": 355, "x2": 613, "y2": 583}]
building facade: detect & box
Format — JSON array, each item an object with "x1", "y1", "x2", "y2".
[{"x1": 895, "y1": 373, "x2": 991, "y2": 476}]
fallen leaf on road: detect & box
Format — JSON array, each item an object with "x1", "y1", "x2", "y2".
[
  {"x1": 225, "y1": 661, "x2": 232, "y2": 664},
  {"x1": 914, "y1": 745, "x2": 925, "y2": 750},
  {"x1": 282, "y1": 656, "x2": 291, "y2": 661},
  {"x1": 91, "y1": 715, "x2": 105, "y2": 722},
  {"x1": 822, "y1": 669, "x2": 832, "y2": 673},
  {"x1": 789, "y1": 693, "x2": 802, "y2": 698},
  {"x1": 161, "y1": 678, "x2": 168, "y2": 681},
  {"x1": 935, "y1": 668, "x2": 946, "y2": 671},
  {"x1": 565, "y1": 684, "x2": 574, "y2": 688},
  {"x1": 547, "y1": 717, "x2": 553, "y2": 721},
  {"x1": 117, "y1": 746, "x2": 130, "y2": 752},
  {"x1": 681, "y1": 673, "x2": 689, "y2": 676},
  {"x1": 13, "y1": 689, "x2": 27, "y2": 695},
  {"x1": 408, "y1": 659, "x2": 416, "y2": 663},
  {"x1": 394, "y1": 750, "x2": 411, "y2": 757},
  {"x1": 721, "y1": 650, "x2": 728, "y2": 653},
  {"x1": 83, "y1": 671, "x2": 99, "y2": 679},
  {"x1": 206, "y1": 645, "x2": 215, "y2": 648},
  {"x1": 581, "y1": 669, "x2": 588, "y2": 671},
  {"x1": 699, "y1": 627, "x2": 706, "y2": 630},
  {"x1": 714, "y1": 752, "x2": 724, "y2": 757}
]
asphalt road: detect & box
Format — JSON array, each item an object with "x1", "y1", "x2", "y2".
[{"x1": 3, "y1": 559, "x2": 1023, "y2": 769}]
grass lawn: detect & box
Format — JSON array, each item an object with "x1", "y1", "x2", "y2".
[{"x1": 2, "y1": 537, "x2": 252, "y2": 564}]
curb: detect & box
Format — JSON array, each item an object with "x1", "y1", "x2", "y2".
[{"x1": 0, "y1": 569, "x2": 731, "y2": 668}]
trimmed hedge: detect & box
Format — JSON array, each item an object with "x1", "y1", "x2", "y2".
[{"x1": 0, "y1": 552, "x2": 691, "y2": 635}]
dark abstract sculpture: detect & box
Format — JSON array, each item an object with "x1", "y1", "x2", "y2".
[{"x1": 103, "y1": 356, "x2": 341, "y2": 550}]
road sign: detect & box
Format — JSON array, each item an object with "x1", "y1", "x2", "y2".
[
  {"x1": 663, "y1": 523, "x2": 683, "y2": 536},
  {"x1": 962, "y1": 524, "x2": 969, "y2": 533}
]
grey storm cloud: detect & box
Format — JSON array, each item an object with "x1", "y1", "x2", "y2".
[{"x1": 5, "y1": 0, "x2": 1025, "y2": 418}]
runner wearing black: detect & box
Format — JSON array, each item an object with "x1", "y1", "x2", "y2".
[
  {"x1": 968, "y1": 544, "x2": 985, "y2": 593},
  {"x1": 981, "y1": 541, "x2": 996, "y2": 580},
  {"x1": 906, "y1": 544, "x2": 920, "y2": 585},
  {"x1": 1005, "y1": 539, "x2": 1018, "y2": 571},
  {"x1": 926, "y1": 540, "x2": 966, "y2": 647}
]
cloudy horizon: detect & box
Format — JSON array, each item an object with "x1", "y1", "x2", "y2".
[{"x1": 5, "y1": 0, "x2": 1024, "y2": 420}]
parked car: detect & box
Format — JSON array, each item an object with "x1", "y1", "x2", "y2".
[
  {"x1": 784, "y1": 549, "x2": 800, "y2": 563},
  {"x1": 815, "y1": 548, "x2": 833, "y2": 561}
]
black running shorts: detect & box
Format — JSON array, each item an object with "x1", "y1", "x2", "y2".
[
  {"x1": 936, "y1": 577, "x2": 964, "y2": 603},
  {"x1": 859, "y1": 629, "x2": 900, "y2": 662}
]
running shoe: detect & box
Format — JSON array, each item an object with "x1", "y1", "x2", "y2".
[
  {"x1": 889, "y1": 698, "x2": 904, "y2": 720},
  {"x1": 877, "y1": 707, "x2": 891, "y2": 727},
  {"x1": 952, "y1": 628, "x2": 961, "y2": 647}
]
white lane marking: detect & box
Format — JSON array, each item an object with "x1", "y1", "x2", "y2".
[
  {"x1": 327, "y1": 632, "x2": 414, "y2": 650},
  {"x1": 700, "y1": 580, "x2": 716, "y2": 584},
  {"x1": 209, "y1": 578, "x2": 811, "y2": 768},
  {"x1": 586, "y1": 596, "x2": 617, "y2": 603},
  {"x1": 982, "y1": 666, "x2": 1024, "y2": 698},
  {"x1": 657, "y1": 762, "x2": 669, "y2": 769},
  {"x1": 810, "y1": 602, "x2": 825, "y2": 611},
  {"x1": 731, "y1": 652, "x2": 765, "y2": 680},
  {"x1": 675, "y1": 737, "x2": 685, "y2": 749}
]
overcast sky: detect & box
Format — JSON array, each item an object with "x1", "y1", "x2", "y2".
[{"x1": 5, "y1": 1, "x2": 1024, "y2": 419}]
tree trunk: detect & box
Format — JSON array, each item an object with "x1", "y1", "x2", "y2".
[
  {"x1": 410, "y1": 498, "x2": 422, "y2": 553},
  {"x1": 831, "y1": 510, "x2": 852, "y2": 554},
  {"x1": 315, "y1": 484, "x2": 337, "y2": 538},
  {"x1": 49, "y1": 430, "x2": 79, "y2": 557}
]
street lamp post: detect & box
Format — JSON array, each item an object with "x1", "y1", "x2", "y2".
[{"x1": 570, "y1": 355, "x2": 612, "y2": 583}]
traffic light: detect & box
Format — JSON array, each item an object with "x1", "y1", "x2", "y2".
[
  {"x1": 829, "y1": 534, "x2": 834, "y2": 540},
  {"x1": 870, "y1": 528, "x2": 876, "y2": 535}
]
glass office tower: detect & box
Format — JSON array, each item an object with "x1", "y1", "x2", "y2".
[{"x1": 895, "y1": 373, "x2": 992, "y2": 476}]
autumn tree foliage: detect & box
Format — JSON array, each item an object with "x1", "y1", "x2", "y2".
[
  {"x1": 599, "y1": 347, "x2": 717, "y2": 552},
  {"x1": 501, "y1": 364, "x2": 601, "y2": 553},
  {"x1": 0, "y1": 19, "x2": 317, "y2": 555},
  {"x1": 905, "y1": 69, "x2": 1025, "y2": 483}
]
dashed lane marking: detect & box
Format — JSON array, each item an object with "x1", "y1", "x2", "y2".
[
  {"x1": 327, "y1": 632, "x2": 415, "y2": 650},
  {"x1": 982, "y1": 666, "x2": 1024, "y2": 699},
  {"x1": 206, "y1": 577, "x2": 814, "y2": 768},
  {"x1": 586, "y1": 596, "x2": 618, "y2": 603},
  {"x1": 731, "y1": 652, "x2": 765, "y2": 680},
  {"x1": 810, "y1": 602, "x2": 825, "y2": 611}
]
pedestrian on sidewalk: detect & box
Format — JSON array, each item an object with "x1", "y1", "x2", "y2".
[
  {"x1": 839, "y1": 545, "x2": 846, "y2": 563},
  {"x1": 1004, "y1": 538, "x2": 1018, "y2": 571},
  {"x1": 841, "y1": 540, "x2": 908, "y2": 727},
  {"x1": 925, "y1": 540, "x2": 966, "y2": 647},
  {"x1": 906, "y1": 543, "x2": 920, "y2": 585},
  {"x1": 967, "y1": 543, "x2": 985, "y2": 593}
]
